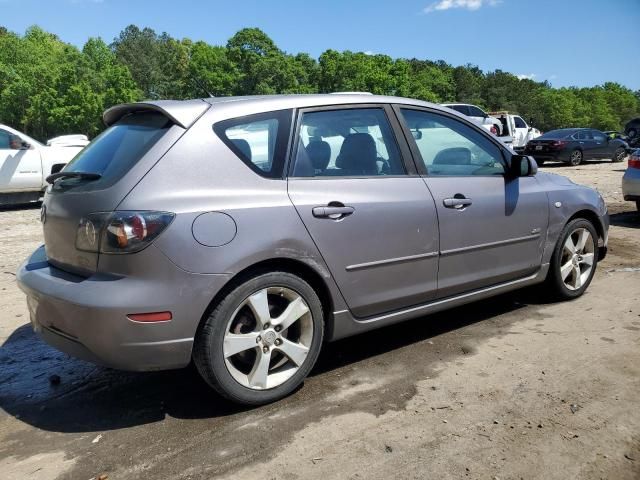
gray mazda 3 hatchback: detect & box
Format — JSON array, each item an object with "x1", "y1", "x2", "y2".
[{"x1": 18, "y1": 94, "x2": 609, "y2": 405}]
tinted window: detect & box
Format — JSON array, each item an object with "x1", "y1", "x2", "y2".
[
  {"x1": 447, "y1": 105, "x2": 469, "y2": 115},
  {"x1": 214, "y1": 109, "x2": 292, "y2": 178},
  {"x1": 540, "y1": 129, "x2": 576, "y2": 139},
  {"x1": 291, "y1": 108, "x2": 404, "y2": 177},
  {"x1": 62, "y1": 112, "x2": 171, "y2": 186},
  {"x1": 592, "y1": 131, "x2": 606, "y2": 142},
  {"x1": 514, "y1": 116, "x2": 527, "y2": 128},
  {"x1": 0, "y1": 130, "x2": 11, "y2": 149},
  {"x1": 467, "y1": 106, "x2": 486, "y2": 117},
  {"x1": 400, "y1": 108, "x2": 506, "y2": 177}
]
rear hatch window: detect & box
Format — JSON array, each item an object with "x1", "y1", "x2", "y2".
[
  {"x1": 54, "y1": 112, "x2": 171, "y2": 191},
  {"x1": 43, "y1": 111, "x2": 175, "y2": 276}
]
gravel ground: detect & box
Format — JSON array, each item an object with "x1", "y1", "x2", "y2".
[{"x1": 0, "y1": 160, "x2": 639, "y2": 480}]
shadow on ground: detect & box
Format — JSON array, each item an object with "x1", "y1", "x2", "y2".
[
  {"x1": 539, "y1": 160, "x2": 613, "y2": 168},
  {"x1": 0, "y1": 202, "x2": 41, "y2": 212},
  {"x1": 610, "y1": 211, "x2": 640, "y2": 229},
  {"x1": 0, "y1": 287, "x2": 552, "y2": 434}
]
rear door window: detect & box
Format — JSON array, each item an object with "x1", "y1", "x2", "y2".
[
  {"x1": 59, "y1": 112, "x2": 171, "y2": 188},
  {"x1": 214, "y1": 109, "x2": 292, "y2": 178},
  {"x1": 291, "y1": 108, "x2": 405, "y2": 177},
  {"x1": 467, "y1": 106, "x2": 486, "y2": 117},
  {"x1": 448, "y1": 105, "x2": 470, "y2": 116}
]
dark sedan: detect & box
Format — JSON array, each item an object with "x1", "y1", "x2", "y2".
[{"x1": 524, "y1": 128, "x2": 628, "y2": 166}]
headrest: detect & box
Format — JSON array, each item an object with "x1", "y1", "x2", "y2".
[
  {"x1": 336, "y1": 133, "x2": 377, "y2": 174},
  {"x1": 433, "y1": 147, "x2": 471, "y2": 165},
  {"x1": 231, "y1": 139, "x2": 252, "y2": 161},
  {"x1": 306, "y1": 140, "x2": 331, "y2": 171}
]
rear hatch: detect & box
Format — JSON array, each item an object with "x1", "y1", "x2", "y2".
[{"x1": 42, "y1": 102, "x2": 206, "y2": 276}]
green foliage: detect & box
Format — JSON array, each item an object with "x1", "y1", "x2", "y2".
[{"x1": 0, "y1": 24, "x2": 638, "y2": 141}]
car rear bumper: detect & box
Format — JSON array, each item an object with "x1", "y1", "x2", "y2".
[
  {"x1": 622, "y1": 168, "x2": 640, "y2": 199},
  {"x1": 17, "y1": 245, "x2": 230, "y2": 371},
  {"x1": 525, "y1": 151, "x2": 570, "y2": 163}
]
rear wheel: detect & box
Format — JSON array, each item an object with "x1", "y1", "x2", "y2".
[
  {"x1": 193, "y1": 272, "x2": 324, "y2": 405},
  {"x1": 544, "y1": 218, "x2": 598, "y2": 300},
  {"x1": 569, "y1": 149, "x2": 583, "y2": 166},
  {"x1": 612, "y1": 147, "x2": 626, "y2": 163}
]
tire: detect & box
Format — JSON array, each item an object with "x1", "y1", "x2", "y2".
[
  {"x1": 612, "y1": 147, "x2": 626, "y2": 163},
  {"x1": 568, "y1": 149, "x2": 583, "y2": 166},
  {"x1": 544, "y1": 218, "x2": 599, "y2": 300},
  {"x1": 193, "y1": 271, "x2": 324, "y2": 405}
]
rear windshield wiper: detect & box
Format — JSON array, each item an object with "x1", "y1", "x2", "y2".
[{"x1": 46, "y1": 171, "x2": 102, "y2": 184}]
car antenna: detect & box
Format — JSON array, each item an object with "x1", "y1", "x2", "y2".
[{"x1": 191, "y1": 74, "x2": 213, "y2": 98}]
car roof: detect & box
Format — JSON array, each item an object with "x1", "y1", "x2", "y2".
[{"x1": 104, "y1": 94, "x2": 442, "y2": 128}]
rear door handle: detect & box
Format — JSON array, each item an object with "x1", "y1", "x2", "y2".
[
  {"x1": 443, "y1": 197, "x2": 472, "y2": 209},
  {"x1": 312, "y1": 206, "x2": 355, "y2": 218}
]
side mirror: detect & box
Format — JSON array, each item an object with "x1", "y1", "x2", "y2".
[
  {"x1": 411, "y1": 130, "x2": 423, "y2": 140},
  {"x1": 508, "y1": 154, "x2": 537, "y2": 178},
  {"x1": 21, "y1": 141, "x2": 31, "y2": 150}
]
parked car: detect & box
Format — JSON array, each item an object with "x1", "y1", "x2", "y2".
[
  {"x1": 440, "y1": 103, "x2": 503, "y2": 135},
  {"x1": 489, "y1": 111, "x2": 542, "y2": 150},
  {"x1": 625, "y1": 118, "x2": 640, "y2": 140},
  {"x1": 622, "y1": 148, "x2": 640, "y2": 211},
  {"x1": 18, "y1": 94, "x2": 609, "y2": 405},
  {"x1": 0, "y1": 124, "x2": 88, "y2": 206},
  {"x1": 524, "y1": 128, "x2": 628, "y2": 166}
]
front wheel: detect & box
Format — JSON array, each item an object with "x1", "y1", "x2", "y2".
[
  {"x1": 193, "y1": 272, "x2": 324, "y2": 405},
  {"x1": 569, "y1": 149, "x2": 583, "y2": 166},
  {"x1": 612, "y1": 147, "x2": 626, "y2": 163},
  {"x1": 544, "y1": 218, "x2": 598, "y2": 300}
]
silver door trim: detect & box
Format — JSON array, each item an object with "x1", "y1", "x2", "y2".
[
  {"x1": 440, "y1": 233, "x2": 541, "y2": 257},
  {"x1": 345, "y1": 251, "x2": 439, "y2": 272}
]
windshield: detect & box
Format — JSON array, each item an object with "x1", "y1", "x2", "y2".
[{"x1": 61, "y1": 112, "x2": 171, "y2": 187}]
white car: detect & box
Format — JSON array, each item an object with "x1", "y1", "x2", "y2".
[
  {"x1": 489, "y1": 112, "x2": 542, "y2": 150},
  {"x1": 0, "y1": 125, "x2": 88, "y2": 206},
  {"x1": 440, "y1": 103, "x2": 503, "y2": 135}
]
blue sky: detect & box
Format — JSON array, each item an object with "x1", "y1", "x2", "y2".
[{"x1": 2, "y1": 0, "x2": 639, "y2": 90}]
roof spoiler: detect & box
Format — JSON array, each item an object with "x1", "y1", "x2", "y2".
[{"x1": 103, "y1": 100, "x2": 210, "y2": 129}]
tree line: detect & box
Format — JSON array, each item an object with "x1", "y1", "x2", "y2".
[{"x1": 1, "y1": 25, "x2": 638, "y2": 141}]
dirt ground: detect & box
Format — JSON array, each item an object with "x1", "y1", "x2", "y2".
[{"x1": 0, "y1": 160, "x2": 639, "y2": 480}]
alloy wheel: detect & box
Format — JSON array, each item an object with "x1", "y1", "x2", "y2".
[
  {"x1": 559, "y1": 227, "x2": 595, "y2": 290},
  {"x1": 570, "y1": 150, "x2": 582, "y2": 166},
  {"x1": 223, "y1": 287, "x2": 313, "y2": 390}
]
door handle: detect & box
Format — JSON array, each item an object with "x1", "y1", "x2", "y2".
[
  {"x1": 312, "y1": 205, "x2": 355, "y2": 219},
  {"x1": 443, "y1": 197, "x2": 472, "y2": 209}
]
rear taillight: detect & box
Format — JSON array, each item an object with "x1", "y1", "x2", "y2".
[
  {"x1": 629, "y1": 156, "x2": 640, "y2": 169},
  {"x1": 76, "y1": 211, "x2": 174, "y2": 254},
  {"x1": 551, "y1": 140, "x2": 568, "y2": 149}
]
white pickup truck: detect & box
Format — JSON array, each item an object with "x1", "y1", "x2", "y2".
[
  {"x1": 440, "y1": 103, "x2": 503, "y2": 135},
  {"x1": 0, "y1": 124, "x2": 88, "y2": 206},
  {"x1": 488, "y1": 112, "x2": 542, "y2": 150}
]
